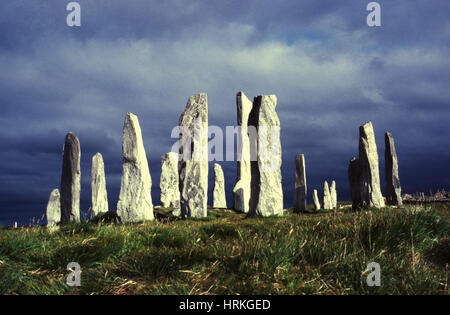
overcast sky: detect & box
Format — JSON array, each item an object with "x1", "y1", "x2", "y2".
[{"x1": 0, "y1": 0, "x2": 448, "y2": 226}]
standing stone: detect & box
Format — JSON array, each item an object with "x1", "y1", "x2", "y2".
[
  {"x1": 313, "y1": 189, "x2": 321, "y2": 210},
  {"x1": 60, "y1": 132, "x2": 81, "y2": 223},
  {"x1": 330, "y1": 180, "x2": 337, "y2": 209},
  {"x1": 46, "y1": 189, "x2": 61, "y2": 228},
  {"x1": 293, "y1": 154, "x2": 307, "y2": 212},
  {"x1": 179, "y1": 93, "x2": 209, "y2": 218},
  {"x1": 116, "y1": 113, "x2": 154, "y2": 223},
  {"x1": 249, "y1": 95, "x2": 283, "y2": 217},
  {"x1": 348, "y1": 122, "x2": 385, "y2": 209},
  {"x1": 385, "y1": 132, "x2": 403, "y2": 206},
  {"x1": 359, "y1": 122, "x2": 385, "y2": 208},
  {"x1": 160, "y1": 152, "x2": 180, "y2": 209},
  {"x1": 323, "y1": 181, "x2": 333, "y2": 210},
  {"x1": 233, "y1": 92, "x2": 253, "y2": 213},
  {"x1": 348, "y1": 157, "x2": 362, "y2": 209},
  {"x1": 91, "y1": 153, "x2": 109, "y2": 218},
  {"x1": 213, "y1": 163, "x2": 227, "y2": 208}
]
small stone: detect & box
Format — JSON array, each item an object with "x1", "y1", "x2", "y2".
[
  {"x1": 313, "y1": 189, "x2": 321, "y2": 210},
  {"x1": 385, "y1": 132, "x2": 403, "y2": 206},
  {"x1": 293, "y1": 154, "x2": 307, "y2": 212},
  {"x1": 116, "y1": 113, "x2": 154, "y2": 223},
  {"x1": 46, "y1": 189, "x2": 61, "y2": 228},
  {"x1": 160, "y1": 152, "x2": 180, "y2": 209},
  {"x1": 60, "y1": 132, "x2": 81, "y2": 223},
  {"x1": 91, "y1": 153, "x2": 109, "y2": 218},
  {"x1": 213, "y1": 163, "x2": 227, "y2": 208}
]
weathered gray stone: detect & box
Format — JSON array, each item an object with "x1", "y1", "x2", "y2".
[
  {"x1": 179, "y1": 93, "x2": 209, "y2": 218},
  {"x1": 46, "y1": 189, "x2": 61, "y2": 228},
  {"x1": 213, "y1": 163, "x2": 227, "y2": 208},
  {"x1": 91, "y1": 153, "x2": 109, "y2": 218},
  {"x1": 385, "y1": 132, "x2": 403, "y2": 206},
  {"x1": 293, "y1": 154, "x2": 307, "y2": 212},
  {"x1": 313, "y1": 189, "x2": 321, "y2": 210},
  {"x1": 60, "y1": 132, "x2": 81, "y2": 223},
  {"x1": 348, "y1": 122, "x2": 385, "y2": 209},
  {"x1": 330, "y1": 180, "x2": 337, "y2": 209},
  {"x1": 116, "y1": 113, "x2": 154, "y2": 223},
  {"x1": 249, "y1": 95, "x2": 283, "y2": 217},
  {"x1": 233, "y1": 91, "x2": 253, "y2": 213},
  {"x1": 323, "y1": 181, "x2": 333, "y2": 210},
  {"x1": 160, "y1": 152, "x2": 180, "y2": 209}
]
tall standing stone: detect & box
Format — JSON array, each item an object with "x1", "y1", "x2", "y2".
[
  {"x1": 179, "y1": 93, "x2": 209, "y2": 218},
  {"x1": 91, "y1": 153, "x2": 109, "y2": 217},
  {"x1": 293, "y1": 154, "x2": 307, "y2": 212},
  {"x1": 385, "y1": 132, "x2": 403, "y2": 206},
  {"x1": 213, "y1": 163, "x2": 227, "y2": 208},
  {"x1": 46, "y1": 189, "x2": 61, "y2": 228},
  {"x1": 160, "y1": 152, "x2": 180, "y2": 209},
  {"x1": 330, "y1": 180, "x2": 337, "y2": 209},
  {"x1": 348, "y1": 157, "x2": 362, "y2": 209},
  {"x1": 323, "y1": 181, "x2": 333, "y2": 210},
  {"x1": 60, "y1": 132, "x2": 81, "y2": 223},
  {"x1": 233, "y1": 92, "x2": 253, "y2": 213},
  {"x1": 116, "y1": 113, "x2": 154, "y2": 222},
  {"x1": 249, "y1": 95, "x2": 283, "y2": 217},
  {"x1": 313, "y1": 189, "x2": 321, "y2": 210},
  {"x1": 348, "y1": 122, "x2": 385, "y2": 209}
]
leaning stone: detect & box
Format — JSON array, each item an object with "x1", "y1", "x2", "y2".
[
  {"x1": 313, "y1": 189, "x2": 321, "y2": 210},
  {"x1": 385, "y1": 132, "x2": 403, "y2": 206},
  {"x1": 179, "y1": 94, "x2": 209, "y2": 218},
  {"x1": 323, "y1": 181, "x2": 333, "y2": 210},
  {"x1": 91, "y1": 153, "x2": 109, "y2": 218},
  {"x1": 46, "y1": 189, "x2": 61, "y2": 228},
  {"x1": 116, "y1": 113, "x2": 154, "y2": 223},
  {"x1": 160, "y1": 152, "x2": 180, "y2": 209},
  {"x1": 359, "y1": 122, "x2": 385, "y2": 208},
  {"x1": 249, "y1": 95, "x2": 284, "y2": 217},
  {"x1": 293, "y1": 154, "x2": 307, "y2": 212},
  {"x1": 233, "y1": 92, "x2": 253, "y2": 213},
  {"x1": 330, "y1": 180, "x2": 337, "y2": 209},
  {"x1": 213, "y1": 163, "x2": 227, "y2": 208},
  {"x1": 60, "y1": 132, "x2": 81, "y2": 223}
]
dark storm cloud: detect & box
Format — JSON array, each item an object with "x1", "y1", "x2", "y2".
[{"x1": 0, "y1": 0, "x2": 448, "y2": 225}]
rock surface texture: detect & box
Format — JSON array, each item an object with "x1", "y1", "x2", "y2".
[
  {"x1": 293, "y1": 154, "x2": 307, "y2": 212},
  {"x1": 91, "y1": 153, "x2": 109, "y2": 217},
  {"x1": 46, "y1": 189, "x2": 61, "y2": 228},
  {"x1": 313, "y1": 189, "x2": 321, "y2": 210},
  {"x1": 348, "y1": 122, "x2": 385, "y2": 209},
  {"x1": 178, "y1": 93, "x2": 209, "y2": 218},
  {"x1": 60, "y1": 132, "x2": 81, "y2": 223},
  {"x1": 160, "y1": 152, "x2": 180, "y2": 209},
  {"x1": 323, "y1": 181, "x2": 333, "y2": 210},
  {"x1": 116, "y1": 113, "x2": 154, "y2": 223},
  {"x1": 249, "y1": 95, "x2": 283, "y2": 217},
  {"x1": 213, "y1": 163, "x2": 227, "y2": 208},
  {"x1": 385, "y1": 132, "x2": 403, "y2": 206},
  {"x1": 233, "y1": 91, "x2": 253, "y2": 213}
]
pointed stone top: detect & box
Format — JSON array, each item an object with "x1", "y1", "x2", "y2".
[
  {"x1": 331, "y1": 180, "x2": 336, "y2": 188},
  {"x1": 93, "y1": 152, "x2": 103, "y2": 159}
]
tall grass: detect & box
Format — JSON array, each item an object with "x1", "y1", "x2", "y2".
[{"x1": 0, "y1": 204, "x2": 448, "y2": 295}]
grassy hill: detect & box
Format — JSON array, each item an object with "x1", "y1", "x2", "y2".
[{"x1": 0, "y1": 203, "x2": 448, "y2": 295}]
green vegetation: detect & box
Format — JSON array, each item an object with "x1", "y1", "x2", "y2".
[{"x1": 0, "y1": 203, "x2": 448, "y2": 295}]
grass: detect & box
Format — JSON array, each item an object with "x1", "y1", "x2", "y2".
[{"x1": 0, "y1": 203, "x2": 448, "y2": 295}]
